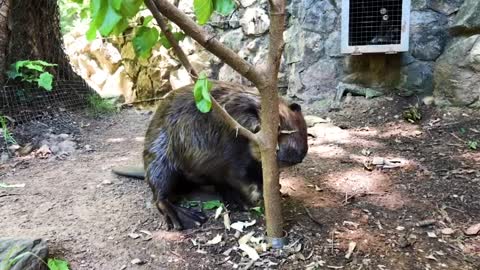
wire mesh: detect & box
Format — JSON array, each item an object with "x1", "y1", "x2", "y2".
[
  {"x1": 0, "y1": 0, "x2": 95, "y2": 126},
  {"x1": 348, "y1": 0, "x2": 403, "y2": 46}
]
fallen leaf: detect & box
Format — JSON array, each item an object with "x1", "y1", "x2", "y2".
[
  {"x1": 465, "y1": 223, "x2": 480, "y2": 236},
  {"x1": 214, "y1": 206, "x2": 223, "y2": 219},
  {"x1": 231, "y1": 220, "x2": 256, "y2": 232},
  {"x1": 223, "y1": 213, "x2": 231, "y2": 230},
  {"x1": 239, "y1": 243, "x2": 260, "y2": 261},
  {"x1": 131, "y1": 258, "x2": 144, "y2": 265},
  {"x1": 206, "y1": 234, "x2": 222, "y2": 245},
  {"x1": 345, "y1": 241, "x2": 356, "y2": 259},
  {"x1": 238, "y1": 232, "x2": 255, "y2": 245},
  {"x1": 128, "y1": 233, "x2": 141, "y2": 239},
  {"x1": 0, "y1": 183, "x2": 26, "y2": 188}
]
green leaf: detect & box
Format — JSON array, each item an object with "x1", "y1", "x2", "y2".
[
  {"x1": 250, "y1": 206, "x2": 264, "y2": 215},
  {"x1": 194, "y1": 0, "x2": 214, "y2": 25},
  {"x1": 47, "y1": 258, "x2": 70, "y2": 270},
  {"x1": 86, "y1": 23, "x2": 98, "y2": 41},
  {"x1": 142, "y1": 15, "x2": 154, "y2": 26},
  {"x1": 80, "y1": 8, "x2": 89, "y2": 20},
  {"x1": 120, "y1": 0, "x2": 143, "y2": 17},
  {"x1": 98, "y1": 3, "x2": 122, "y2": 36},
  {"x1": 25, "y1": 63, "x2": 45, "y2": 72},
  {"x1": 112, "y1": 18, "x2": 129, "y2": 35},
  {"x1": 111, "y1": 0, "x2": 122, "y2": 10},
  {"x1": 132, "y1": 26, "x2": 159, "y2": 58},
  {"x1": 37, "y1": 72, "x2": 54, "y2": 91},
  {"x1": 30, "y1": 60, "x2": 57, "y2": 67},
  {"x1": 14, "y1": 61, "x2": 28, "y2": 72},
  {"x1": 193, "y1": 73, "x2": 212, "y2": 113},
  {"x1": 213, "y1": 0, "x2": 235, "y2": 16},
  {"x1": 159, "y1": 31, "x2": 185, "y2": 49},
  {"x1": 202, "y1": 200, "x2": 222, "y2": 210},
  {"x1": 6, "y1": 70, "x2": 22, "y2": 79}
]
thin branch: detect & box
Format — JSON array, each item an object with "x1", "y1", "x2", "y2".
[
  {"x1": 145, "y1": 0, "x2": 198, "y2": 79},
  {"x1": 211, "y1": 96, "x2": 259, "y2": 144},
  {"x1": 152, "y1": 0, "x2": 268, "y2": 90}
]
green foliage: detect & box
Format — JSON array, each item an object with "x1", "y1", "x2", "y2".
[
  {"x1": 0, "y1": 116, "x2": 17, "y2": 145},
  {"x1": 467, "y1": 140, "x2": 478, "y2": 150},
  {"x1": 6, "y1": 60, "x2": 57, "y2": 91},
  {"x1": 159, "y1": 30, "x2": 186, "y2": 49},
  {"x1": 0, "y1": 246, "x2": 69, "y2": 270},
  {"x1": 402, "y1": 105, "x2": 421, "y2": 124},
  {"x1": 193, "y1": 72, "x2": 213, "y2": 113},
  {"x1": 193, "y1": 0, "x2": 236, "y2": 25},
  {"x1": 250, "y1": 206, "x2": 265, "y2": 216},
  {"x1": 58, "y1": 0, "x2": 90, "y2": 34},
  {"x1": 202, "y1": 200, "x2": 222, "y2": 210},
  {"x1": 87, "y1": 94, "x2": 118, "y2": 116},
  {"x1": 133, "y1": 26, "x2": 160, "y2": 58},
  {"x1": 47, "y1": 259, "x2": 70, "y2": 270}
]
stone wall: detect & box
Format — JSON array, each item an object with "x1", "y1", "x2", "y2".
[
  {"x1": 63, "y1": 0, "x2": 479, "y2": 109},
  {"x1": 198, "y1": 0, "x2": 479, "y2": 111}
]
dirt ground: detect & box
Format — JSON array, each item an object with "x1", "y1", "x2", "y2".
[{"x1": 1, "y1": 95, "x2": 480, "y2": 270}]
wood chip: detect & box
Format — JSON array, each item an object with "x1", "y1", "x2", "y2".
[
  {"x1": 131, "y1": 258, "x2": 144, "y2": 265},
  {"x1": 239, "y1": 243, "x2": 260, "y2": 261},
  {"x1": 441, "y1": 228, "x2": 455, "y2": 235}
]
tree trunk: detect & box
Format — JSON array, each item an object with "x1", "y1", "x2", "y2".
[
  {"x1": 6, "y1": 0, "x2": 80, "y2": 81},
  {"x1": 0, "y1": 0, "x2": 11, "y2": 84}
]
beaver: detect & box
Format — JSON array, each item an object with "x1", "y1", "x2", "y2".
[{"x1": 114, "y1": 81, "x2": 308, "y2": 230}]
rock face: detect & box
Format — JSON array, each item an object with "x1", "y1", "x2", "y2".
[
  {"x1": 0, "y1": 238, "x2": 49, "y2": 270},
  {"x1": 434, "y1": 35, "x2": 480, "y2": 106},
  {"x1": 451, "y1": 0, "x2": 480, "y2": 32}
]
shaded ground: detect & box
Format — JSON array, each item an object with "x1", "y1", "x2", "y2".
[{"x1": 1, "y1": 95, "x2": 479, "y2": 269}]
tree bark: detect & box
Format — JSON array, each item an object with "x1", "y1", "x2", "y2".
[
  {"x1": 0, "y1": 0, "x2": 11, "y2": 84},
  {"x1": 259, "y1": 0, "x2": 287, "y2": 239}
]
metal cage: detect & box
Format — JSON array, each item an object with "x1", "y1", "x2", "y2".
[{"x1": 341, "y1": 0, "x2": 411, "y2": 54}]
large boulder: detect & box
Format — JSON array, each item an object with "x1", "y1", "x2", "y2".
[
  {"x1": 434, "y1": 35, "x2": 480, "y2": 106},
  {"x1": 450, "y1": 0, "x2": 480, "y2": 33},
  {"x1": 0, "y1": 238, "x2": 49, "y2": 270}
]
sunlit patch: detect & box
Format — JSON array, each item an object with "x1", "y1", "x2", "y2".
[
  {"x1": 280, "y1": 176, "x2": 338, "y2": 208},
  {"x1": 134, "y1": 137, "x2": 145, "y2": 142},
  {"x1": 308, "y1": 144, "x2": 348, "y2": 159},
  {"x1": 458, "y1": 152, "x2": 480, "y2": 164},
  {"x1": 106, "y1": 137, "x2": 126, "y2": 143},
  {"x1": 323, "y1": 168, "x2": 408, "y2": 209},
  {"x1": 309, "y1": 123, "x2": 384, "y2": 150}
]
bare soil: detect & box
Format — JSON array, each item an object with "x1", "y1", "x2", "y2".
[{"x1": 1, "y1": 95, "x2": 479, "y2": 270}]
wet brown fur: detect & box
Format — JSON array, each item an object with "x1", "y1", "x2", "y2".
[{"x1": 143, "y1": 81, "x2": 308, "y2": 230}]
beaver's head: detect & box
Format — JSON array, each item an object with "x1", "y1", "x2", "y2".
[{"x1": 276, "y1": 101, "x2": 308, "y2": 167}]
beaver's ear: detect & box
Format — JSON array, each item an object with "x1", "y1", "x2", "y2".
[{"x1": 289, "y1": 103, "x2": 301, "y2": 112}]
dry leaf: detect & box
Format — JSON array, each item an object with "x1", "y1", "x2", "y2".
[
  {"x1": 238, "y1": 232, "x2": 255, "y2": 245},
  {"x1": 231, "y1": 220, "x2": 256, "y2": 232},
  {"x1": 128, "y1": 233, "x2": 141, "y2": 239},
  {"x1": 239, "y1": 243, "x2": 260, "y2": 261},
  {"x1": 215, "y1": 206, "x2": 223, "y2": 219},
  {"x1": 206, "y1": 234, "x2": 222, "y2": 245},
  {"x1": 223, "y1": 213, "x2": 231, "y2": 230},
  {"x1": 345, "y1": 241, "x2": 356, "y2": 259}
]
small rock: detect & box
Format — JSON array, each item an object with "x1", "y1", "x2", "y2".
[
  {"x1": 18, "y1": 143, "x2": 34, "y2": 156},
  {"x1": 304, "y1": 115, "x2": 328, "y2": 127},
  {"x1": 427, "y1": 231, "x2": 437, "y2": 238},
  {"x1": 0, "y1": 152, "x2": 9, "y2": 164},
  {"x1": 441, "y1": 228, "x2": 455, "y2": 235},
  {"x1": 84, "y1": 145, "x2": 93, "y2": 152},
  {"x1": 131, "y1": 258, "x2": 144, "y2": 265},
  {"x1": 7, "y1": 144, "x2": 20, "y2": 152},
  {"x1": 422, "y1": 96, "x2": 435, "y2": 106},
  {"x1": 0, "y1": 238, "x2": 49, "y2": 270},
  {"x1": 396, "y1": 226, "x2": 406, "y2": 231},
  {"x1": 128, "y1": 233, "x2": 141, "y2": 239},
  {"x1": 102, "y1": 179, "x2": 113, "y2": 185},
  {"x1": 465, "y1": 223, "x2": 480, "y2": 235},
  {"x1": 372, "y1": 157, "x2": 385, "y2": 165}
]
